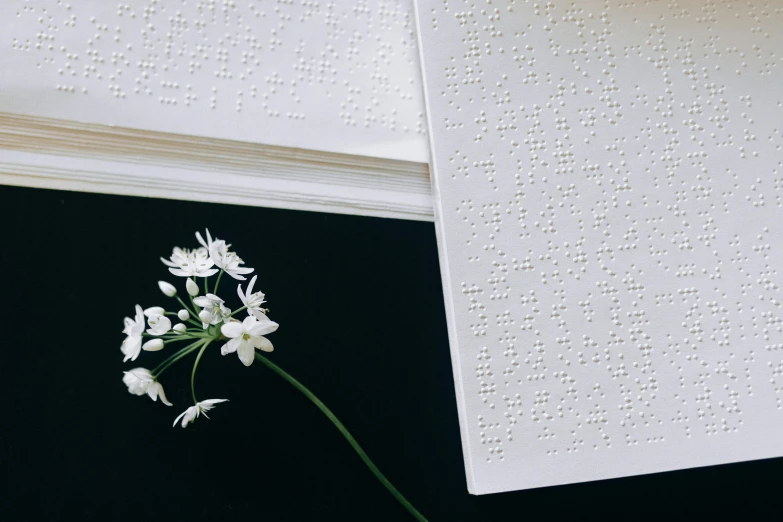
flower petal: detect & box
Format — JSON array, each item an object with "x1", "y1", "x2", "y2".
[
  {"x1": 173, "y1": 408, "x2": 189, "y2": 428},
  {"x1": 221, "y1": 336, "x2": 241, "y2": 355},
  {"x1": 147, "y1": 383, "x2": 159, "y2": 401},
  {"x1": 241, "y1": 315, "x2": 257, "y2": 331},
  {"x1": 225, "y1": 268, "x2": 254, "y2": 280},
  {"x1": 221, "y1": 322, "x2": 243, "y2": 338},
  {"x1": 200, "y1": 398, "x2": 228, "y2": 406},
  {"x1": 237, "y1": 340, "x2": 255, "y2": 366},
  {"x1": 144, "y1": 306, "x2": 165, "y2": 317},
  {"x1": 193, "y1": 296, "x2": 211, "y2": 307},
  {"x1": 196, "y1": 230, "x2": 208, "y2": 249},
  {"x1": 156, "y1": 383, "x2": 173, "y2": 406},
  {"x1": 252, "y1": 335, "x2": 274, "y2": 353},
  {"x1": 248, "y1": 317, "x2": 279, "y2": 336}
]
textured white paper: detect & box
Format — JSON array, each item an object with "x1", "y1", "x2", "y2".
[
  {"x1": 414, "y1": 0, "x2": 783, "y2": 493},
  {"x1": 1, "y1": 0, "x2": 427, "y2": 162}
]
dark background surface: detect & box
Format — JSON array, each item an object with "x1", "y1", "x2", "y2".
[{"x1": 2, "y1": 184, "x2": 783, "y2": 521}]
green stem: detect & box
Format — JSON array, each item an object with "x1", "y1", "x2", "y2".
[
  {"x1": 190, "y1": 340, "x2": 212, "y2": 403},
  {"x1": 152, "y1": 339, "x2": 204, "y2": 378},
  {"x1": 229, "y1": 305, "x2": 248, "y2": 318},
  {"x1": 177, "y1": 297, "x2": 198, "y2": 319},
  {"x1": 254, "y1": 353, "x2": 428, "y2": 522},
  {"x1": 213, "y1": 269, "x2": 225, "y2": 295},
  {"x1": 203, "y1": 275, "x2": 209, "y2": 295}
]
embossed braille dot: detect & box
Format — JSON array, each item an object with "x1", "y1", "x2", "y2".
[
  {"x1": 6, "y1": 0, "x2": 428, "y2": 161},
  {"x1": 416, "y1": 0, "x2": 783, "y2": 481}
]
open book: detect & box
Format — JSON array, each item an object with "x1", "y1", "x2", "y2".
[{"x1": 0, "y1": 0, "x2": 431, "y2": 220}]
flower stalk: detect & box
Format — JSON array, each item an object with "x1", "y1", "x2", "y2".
[
  {"x1": 254, "y1": 353, "x2": 428, "y2": 522},
  {"x1": 121, "y1": 228, "x2": 427, "y2": 520}
]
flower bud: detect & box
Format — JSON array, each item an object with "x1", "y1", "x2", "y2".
[
  {"x1": 158, "y1": 281, "x2": 177, "y2": 297},
  {"x1": 177, "y1": 309, "x2": 190, "y2": 321},
  {"x1": 142, "y1": 339, "x2": 165, "y2": 352},
  {"x1": 186, "y1": 278, "x2": 199, "y2": 297},
  {"x1": 173, "y1": 323, "x2": 187, "y2": 333},
  {"x1": 144, "y1": 306, "x2": 165, "y2": 318},
  {"x1": 198, "y1": 310, "x2": 211, "y2": 324}
]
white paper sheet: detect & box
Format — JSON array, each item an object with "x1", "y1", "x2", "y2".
[
  {"x1": 414, "y1": 0, "x2": 783, "y2": 493},
  {"x1": 0, "y1": 0, "x2": 428, "y2": 162}
]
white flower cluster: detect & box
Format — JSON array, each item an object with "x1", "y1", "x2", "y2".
[{"x1": 121, "y1": 229, "x2": 279, "y2": 428}]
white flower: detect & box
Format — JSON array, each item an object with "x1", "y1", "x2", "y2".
[
  {"x1": 160, "y1": 247, "x2": 190, "y2": 270},
  {"x1": 173, "y1": 399, "x2": 228, "y2": 428},
  {"x1": 122, "y1": 368, "x2": 172, "y2": 406},
  {"x1": 161, "y1": 247, "x2": 218, "y2": 278},
  {"x1": 186, "y1": 278, "x2": 200, "y2": 296},
  {"x1": 158, "y1": 281, "x2": 177, "y2": 297},
  {"x1": 121, "y1": 305, "x2": 145, "y2": 362},
  {"x1": 193, "y1": 293, "x2": 231, "y2": 327},
  {"x1": 195, "y1": 228, "x2": 228, "y2": 252},
  {"x1": 237, "y1": 275, "x2": 267, "y2": 320},
  {"x1": 220, "y1": 315, "x2": 278, "y2": 366},
  {"x1": 173, "y1": 323, "x2": 187, "y2": 333},
  {"x1": 146, "y1": 314, "x2": 172, "y2": 335},
  {"x1": 142, "y1": 338, "x2": 165, "y2": 351},
  {"x1": 209, "y1": 240, "x2": 253, "y2": 281},
  {"x1": 177, "y1": 309, "x2": 190, "y2": 321}
]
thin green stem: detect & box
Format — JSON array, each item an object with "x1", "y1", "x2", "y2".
[
  {"x1": 152, "y1": 339, "x2": 204, "y2": 378},
  {"x1": 179, "y1": 331, "x2": 212, "y2": 339},
  {"x1": 229, "y1": 305, "x2": 248, "y2": 318},
  {"x1": 212, "y1": 269, "x2": 225, "y2": 295},
  {"x1": 177, "y1": 297, "x2": 198, "y2": 319},
  {"x1": 190, "y1": 340, "x2": 212, "y2": 404},
  {"x1": 254, "y1": 354, "x2": 428, "y2": 522},
  {"x1": 203, "y1": 275, "x2": 208, "y2": 295}
]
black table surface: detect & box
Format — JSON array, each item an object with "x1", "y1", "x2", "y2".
[{"x1": 2, "y1": 184, "x2": 782, "y2": 521}]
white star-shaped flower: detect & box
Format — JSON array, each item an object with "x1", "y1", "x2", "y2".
[
  {"x1": 209, "y1": 240, "x2": 253, "y2": 281},
  {"x1": 193, "y1": 293, "x2": 231, "y2": 327},
  {"x1": 161, "y1": 247, "x2": 218, "y2": 278},
  {"x1": 220, "y1": 315, "x2": 278, "y2": 366},
  {"x1": 173, "y1": 399, "x2": 228, "y2": 428},
  {"x1": 195, "y1": 228, "x2": 229, "y2": 252},
  {"x1": 123, "y1": 368, "x2": 173, "y2": 406},
  {"x1": 121, "y1": 305, "x2": 145, "y2": 362},
  {"x1": 237, "y1": 275, "x2": 267, "y2": 320}
]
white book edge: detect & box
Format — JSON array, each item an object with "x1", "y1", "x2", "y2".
[
  {"x1": 0, "y1": 112, "x2": 434, "y2": 222},
  {"x1": 412, "y1": 0, "x2": 478, "y2": 495}
]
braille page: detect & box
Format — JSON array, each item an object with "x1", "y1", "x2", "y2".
[
  {"x1": 413, "y1": 0, "x2": 783, "y2": 494},
  {"x1": 0, "y1": 0, "x2": 427, "y2": 162}
]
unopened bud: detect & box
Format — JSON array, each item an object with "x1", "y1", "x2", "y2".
[
  {"x1": 177, "y1": 309, "x2": 190, "y2": 321},
  {"x1": 144, "y1": 306, "x2": 165, "y2": 318},
  {"x1": 186, "y1": 278, "x2": 199, "y2": 296},
  {"x1": 198, "y1": 310, "x2": 211, "y2": 324},
  {"x1": 173, "y1": 323, "x2": 187, "y2": 333},
  {"x1": 158, "y1": 281, "x2": 177, "y2": 297},
  {"x1": 142, "y1": 339, "x2": 165, "y2": 352}
]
